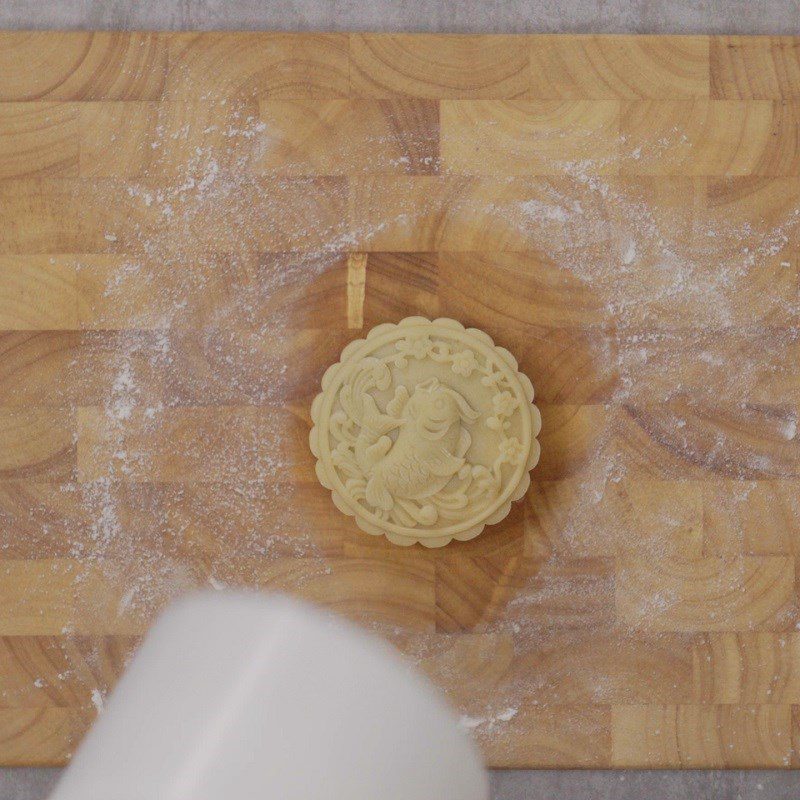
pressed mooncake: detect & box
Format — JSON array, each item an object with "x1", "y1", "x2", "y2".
[{"x1": 310, "y1": 317, "x2": 541, "y2": 547}]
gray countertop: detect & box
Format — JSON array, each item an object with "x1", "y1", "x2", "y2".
[
  {"x1": 4, "y1": 766, "x2": 800, "y2": 800},
  {"x1": 1, "y1": 0, "x2": 800, "y2": 33},
  {"x1": 2, "y1": 2, "x2": 800, "y2": 798}
]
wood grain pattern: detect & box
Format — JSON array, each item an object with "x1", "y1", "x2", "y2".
[
  {"x1": 351, "y1": 35, "x2": 530, "y2": 99},
  {"x1": 256, "y1": 100, "x2": 440, "y2": 175},
  {"x1": 78, "y1": 102, "x2": 159, "y2": 179},
  {"x1": 0, "y1": 32, "x2": 166, "y2": 102},
  {"x1": 612, "y1": 704, "x2": 792, "y2": 767},
  {"x1": 0, "y1": 709, "x2": 74, "y2": 765},
  {"x1": 0, "y1": 257, "x2": 78, "y2": 329},
  {"x1": 528, "y1": 35, "x2": 710, "y2": 99},
  {"x1": 440, "y1": 100, "x2": 620, "y2": 175},
  {"x1": 0, "y1": 104, "x2": 78, "y2": 179},
  {"x1": 1, "y1": 31, "x2": 800, "y2": 769},
  {"x1": 711, "y1": 37, "x2": 800, "y2": 99},
  {"x1": 621, "y1": 101, "x2": 800, "y2": 177},
  {"x1": 616, "y1": 555, "x2": 796, "y2": 632}
]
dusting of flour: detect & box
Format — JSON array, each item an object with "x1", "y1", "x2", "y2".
[{"x1": 12, "y1": 96, "x2": 800, "y2": 753}]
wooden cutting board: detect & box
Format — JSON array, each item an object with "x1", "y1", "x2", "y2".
[{"x1": 1, "y1": 31, "x2": 800, "y2": 769}]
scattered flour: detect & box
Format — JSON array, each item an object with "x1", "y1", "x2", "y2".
[
  {"x1": 90, "y1": 689, "x2": 105, "y2": 714},
  {"x1": 16, "y1": 97, "x2": 800, "y2": 741},
  {"x1": 518, "y1": 199, "x2": 571, "y2": 223},
  {"x1": 460, "y1": 707, "x2": 519, "y2": 731}
]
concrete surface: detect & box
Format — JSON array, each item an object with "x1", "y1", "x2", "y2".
[
  {"x1": 3, "y1": 767, "x2": 799, "y2": 800},
  {"x1": 491, "y1": 770, "x2": 800, "y2": 799},
  {"x1": 2, "y1": 1, "x2": 800, "y2": 799},
  {"x1": 0, "y1": 770, "x2": 59, "y2": 800},
  {"x1": 0, "y1": 0, "x2": 799, "y2": 33}
]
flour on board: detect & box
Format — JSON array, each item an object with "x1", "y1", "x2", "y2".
[{"x1": 13, "y1": 97, "x2": 800, "y2": 740}]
